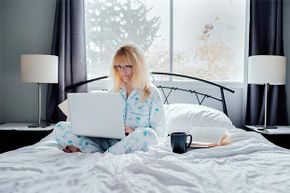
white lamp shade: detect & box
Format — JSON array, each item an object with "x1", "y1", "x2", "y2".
[
  {"x1": 21, "y1": 54, "x2": 58, "y2": 83},
  {"x1": 248, "y1": 55, "x2": 286, "y2": 85}
]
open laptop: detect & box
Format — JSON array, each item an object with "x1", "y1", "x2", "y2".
[{"x1": 67, "y1": 92, "x2": 125, "y2": 139}]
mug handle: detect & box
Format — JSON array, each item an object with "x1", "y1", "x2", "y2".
[{"x1": 186, "y1": 134, "x2": 192, "y2": 148}]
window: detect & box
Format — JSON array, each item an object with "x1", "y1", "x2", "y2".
[
  {"x1": 85, "y1": 0, "x2": 246, "y2": 82},
  {"x1": 85, "y1": 0, "x2": 169, "y2": 79},
  {"x1": 173, "y1": 0, "x2": 246, "y2": 81}
]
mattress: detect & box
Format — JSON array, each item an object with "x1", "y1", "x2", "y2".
[{"x1": 0, "y1": 128, "x2": 290, "y2": 193}]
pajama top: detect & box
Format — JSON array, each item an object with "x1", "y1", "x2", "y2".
[{"x1": 118, "y1": 84, "x2": 166, "y2": 138}]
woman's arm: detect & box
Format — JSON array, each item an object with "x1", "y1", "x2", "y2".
[{"x1": 148, "y1": 87, "x2": 167, "y2": 138}]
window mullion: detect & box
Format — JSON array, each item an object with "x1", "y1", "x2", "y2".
[{"x1": 169, "y1": 0, "x2": 173, "y2": 74}]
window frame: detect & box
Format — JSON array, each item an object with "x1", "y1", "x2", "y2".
[{"x1": 86, "y1": 0, "x2": 249, "y2": 90}]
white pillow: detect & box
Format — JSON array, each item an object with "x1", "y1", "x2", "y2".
[{"x1": 164, "y1": 103, "x2": 234, "y2": 133}]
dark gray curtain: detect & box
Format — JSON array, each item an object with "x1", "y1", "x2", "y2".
[
  {"x1": 246, "y1": 0, "x2": 288, "y2": 125},
  {"x1": 46, "y1": 0, "x2": 87, "y2": 123}
]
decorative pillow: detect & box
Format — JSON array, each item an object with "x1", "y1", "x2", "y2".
[
  {"x1": 58, "y1": 99, "x2": 70, "y2": 121},
  {"x1": 164, "y1": 103, "x2": 234, "y2": 133}
]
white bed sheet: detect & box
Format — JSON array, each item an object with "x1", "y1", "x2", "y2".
[{"x1": 1, "y1": 128, "x2": 290, "y2": 193}]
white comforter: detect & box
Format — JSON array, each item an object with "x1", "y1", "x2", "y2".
[{"x1": 1, "y1": 128, "x2": 290, "y2": 193}]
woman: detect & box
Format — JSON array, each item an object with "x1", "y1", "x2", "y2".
[{"x1": 54, "y1": 43, "x2": 166, "y2": 154}]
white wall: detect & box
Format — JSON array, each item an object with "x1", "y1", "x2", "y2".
[
  {"x1": 284, "y1": 0, "x2": 290, "y2": 123},
  {"x1": 1, "y1": 0, "x2": 55, "y2": 123}
]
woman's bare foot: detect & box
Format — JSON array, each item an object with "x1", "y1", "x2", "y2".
[
  {"x1": 63, "y1": 145, "x2": 81, "y2": 153},
  {"x1": 220, "y1": 133, "x2": 231, "y2": 146}
]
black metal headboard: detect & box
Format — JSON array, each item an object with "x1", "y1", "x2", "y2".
[{"x1": 65, "y1": 72, "x2": 235, "y2": 116}]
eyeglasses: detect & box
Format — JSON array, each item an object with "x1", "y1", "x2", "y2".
[{"x1": 114, "y1": 64, "x2": 133, "y2": 71}]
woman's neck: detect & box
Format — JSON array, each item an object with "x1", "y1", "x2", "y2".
[{"x1": 124, "y1": 83, "x2": 133, "y2": 98}]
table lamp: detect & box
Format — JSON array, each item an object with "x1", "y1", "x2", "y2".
[
  {"x1": 21, "y1": 54, "x2": 58, "y2": 128},
  {"x1": 248, "y1": 55, "x2": 286, "y2": 129}
]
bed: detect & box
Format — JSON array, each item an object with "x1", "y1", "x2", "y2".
[{"x1": 1, "y1": 72, "x2": 290, "y2": 193}]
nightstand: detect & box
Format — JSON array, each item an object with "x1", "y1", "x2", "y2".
[
  {"x1": 244, "y1": 125, "x2": 290, "y2": 149},
  {"x1": 0, "y1": 123, "x2": 54, "y2": 153}
]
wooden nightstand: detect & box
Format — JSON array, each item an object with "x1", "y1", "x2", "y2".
[
  {"x1": 244, "y1": 125, "x2": 290, "y2": 149},
  {"x1": 0, "y1": 123, "x2": 54, "y2": 153}
]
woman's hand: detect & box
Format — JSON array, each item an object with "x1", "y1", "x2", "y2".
[{"x1": 124, "y1": 126, "x2": 134, "y2": 135}]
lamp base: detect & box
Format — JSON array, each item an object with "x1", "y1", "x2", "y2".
[
  {"x1": 255, "y1": 125, "x2": 277, "y2": 130},
  {"x1": 28, "y1": 123, "x2": 51, "y2": 128}
]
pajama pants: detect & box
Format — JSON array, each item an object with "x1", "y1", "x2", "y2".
[{"x1": 53, "y1": 121, "x2": 158, "y2": 155}]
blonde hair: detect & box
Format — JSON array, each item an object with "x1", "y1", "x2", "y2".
[{"x1": 111, "y1": 43, "x2": 151, "y2": 101}]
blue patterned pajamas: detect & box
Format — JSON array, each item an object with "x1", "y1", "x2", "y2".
[{"x1": 54, "y1": 85, "x2": 166, "y2": 154}]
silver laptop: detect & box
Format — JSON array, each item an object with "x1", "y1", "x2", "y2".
[{"x1": 68, "y1": 92, "x2": 125, "y2": 139}]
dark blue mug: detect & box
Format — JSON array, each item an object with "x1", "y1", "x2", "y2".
[{"x1": 170, "y1": 132, "x2": 193, "y2": 154}]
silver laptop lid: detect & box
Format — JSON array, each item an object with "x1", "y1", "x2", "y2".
[{"x1": 68, "y1": 92, "x2": 125, "y2": 139}]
